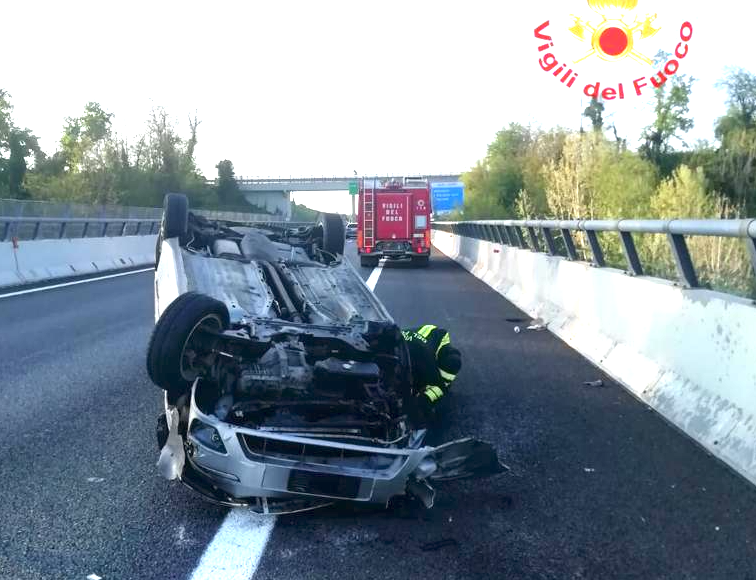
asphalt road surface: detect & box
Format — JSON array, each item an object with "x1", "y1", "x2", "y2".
[{"x1": 2, "y1": 242, "x2": 756, "y2": 580}]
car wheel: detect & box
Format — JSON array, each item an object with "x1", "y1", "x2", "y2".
[
  {"x1": 162, "y1": 193, "x2": 189, "y2": 240},
  {"x1": 146, "y1": 292, "x2": 230, "y2": 396},
  {"x1": 360, "y1": 255, "x2": 379, "y2": 268},
  {"x1": 320, "y1": 213, "x2": 345, "y2": 259}
]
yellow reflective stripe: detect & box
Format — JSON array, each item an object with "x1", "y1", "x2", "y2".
[
  {"x1": 424, "y1": 386, "x2": 444, "y2": 403},
  {"x1": 418, "y1": 325, "x2": 436, "y2": 339},
  {"x1": 424, "y1": 388, "x2": 439, "y2": 402},
  {"x1": 439, "y1": 369, "x2": 456, "y2": 382},
  {"x1": 435, "y1": 332, "x2": 451, "y2": 356}
]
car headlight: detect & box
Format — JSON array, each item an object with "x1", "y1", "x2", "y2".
[{"x1": 189, "y1": 419, "x2": 227, "y2": 454}]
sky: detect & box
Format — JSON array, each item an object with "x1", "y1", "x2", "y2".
[{"x1": 4, "y1": 0, "x2": 755, "y2": 214}]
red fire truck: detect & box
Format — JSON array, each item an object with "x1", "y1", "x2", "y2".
[{"x1": 357, "y1": 177, "x2": 432, "y2": 268}]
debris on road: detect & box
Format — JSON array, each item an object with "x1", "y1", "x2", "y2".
[
  {"x1": 583, "y1": 468, "x2": 596, "y2": 473},
  {"x1": 513, "y1": 319, "x2": 548, "y2": 333},
  {"x1": 420, "y1": 539, "x2": 459, "y2": 552},
  {"x1": 583, "y1": 380, "x2": 605, "y2": 388},
  {"x1": 86, "y1": 477, "x2": 105, "y2": 483},
  {"x1": 527, "y1": 319, "x2": 547, "y2": 331},
  {"x1": 86, "y1": 574, "x2": 102, "y2": 580}
]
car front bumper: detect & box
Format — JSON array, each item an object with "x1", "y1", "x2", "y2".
[{"x1": 169, "y1": 388, "x2": 441, "y2": 509}]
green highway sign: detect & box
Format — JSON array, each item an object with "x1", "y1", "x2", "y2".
[{"x1": 349, "y1": 181, "x2": 359, "y2": 195}]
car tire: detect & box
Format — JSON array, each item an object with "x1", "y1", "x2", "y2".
[
  {"x1": 412, "y1": 256, "x2": 430, "y2": 268},
  {"x1": 360, "y1": 255, "x2": 379, "y2": 268},
  {"x1": 162, "y1": 193, "x2": 189, "y2": 240},
  {"x1": 147, "y1": 292, "x2": 230, "y2": 396},
  {"x1": 320, "y1": 213, "x2": 345, "y2": 259}
]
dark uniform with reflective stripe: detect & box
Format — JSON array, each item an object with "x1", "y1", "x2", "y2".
[{"x1": 402, "y1": 325, "x2": 461, "y2": 409}]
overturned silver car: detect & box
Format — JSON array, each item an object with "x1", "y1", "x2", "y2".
[{"x1": 148, "y1": 194, "x2": 504, "y2": 514}]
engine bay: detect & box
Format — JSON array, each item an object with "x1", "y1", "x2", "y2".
[{"x1": 191, "y1": 320, "x2": 415, "y2": 445}]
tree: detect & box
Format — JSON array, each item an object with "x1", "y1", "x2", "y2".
[
  {"x1": 60, "y1": 102, "x2": 114, "y2": 172},
  {"x1": 215, "y1": 159, "x2": 241, "y2": 207},
  {"x1": 0, "y1": 90, "x2": 40, "y2": 198},
  {"x1": 702, "y1": 69, "x2": 756, "y2": 213},
  {"x1": 583, "y1": 98, "x2": 605, "y2": 132},
  {"x1": 640, "y1": 53, "x2": 694, "y2": 173},
  {"x1": 716, "y1": 68, "x2": 756, "y2": 135}
]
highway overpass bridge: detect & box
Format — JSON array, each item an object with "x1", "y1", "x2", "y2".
[
  {"x1": 1, "y1": 212, "x2": 756, "y2": 579},
  {"x1": 216, "y1": 174, "x2": 463, "y2": 217}
]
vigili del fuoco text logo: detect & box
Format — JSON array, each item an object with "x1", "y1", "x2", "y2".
[{"x1": 534, "y1": 0, "x2": 693, "y2": 100}]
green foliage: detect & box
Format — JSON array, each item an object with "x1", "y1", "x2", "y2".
[
  {"x1": 290, "y1": 202, "x2": 320, "y2": 222},
  {"x1": 0, "y1": 93, "x2": 263, "y2": 213},
  {"x1": 716, "y1": 68, "x2": 756, "y2": 135},
  {"x1": 458, "y1": 64, "x2": 756, "y2": 296},
  {"x1": 215, "y1": 159, "x2": 247, "y2": 210},
  {"x1": 0, "y1": 90, "x2": 41, "y2": 199},
  {"x1": 639, "y1": 53, "x2": 694, "y2": 174},
  {"x1": 461, "y1": 124, "x2": 566, "y2": 219}
]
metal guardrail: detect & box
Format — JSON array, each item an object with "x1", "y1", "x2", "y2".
[
  {"x1": 433, "y1": 219, "x2": 756, "y2": 289},
  {"x1": 0, "y1": 216, "x2": 319, "y2": 243},
  {"x1": 0, "y1": 217, "x2": 161, "y2": 242}
]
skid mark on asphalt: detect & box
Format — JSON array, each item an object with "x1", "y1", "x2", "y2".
[
  {"x1": 189, "y1": 509, "x2": 275, "y2": 580},
  {"x1": 365, "y1": 258, "x2": 386, "y2": 291}
]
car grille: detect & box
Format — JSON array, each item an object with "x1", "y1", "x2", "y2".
[{"x1": 238, "y1": 434, "x2": 401, "y2": 470}]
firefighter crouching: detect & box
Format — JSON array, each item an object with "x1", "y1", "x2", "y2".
[{"x1": 402, "y1": 325, "x2": 462, "y2": 415}]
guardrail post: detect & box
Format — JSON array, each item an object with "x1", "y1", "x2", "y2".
[
  {"x1": 527, "y1": 227, "x2": 541, "y2": 252},
  {"x1": 491, "y1": 225, "x2": 504, "y2": 244},
  {"x1": 82, "y1": 221, "x2": 90, "y2": 238},
  {"x1": 496, "y1": 225, "x2": 509, "y2": 245},
  {"x1": 542, "y1": 227, "x2": 557, "y2": 256},
  {"x1": 561, "y1": 229, "x2": 578, "y2": 261},
  {"x1": 120, "y1": 221, "x2": 128, "y2": 236},
  {"x1": 149, "y1": 221, "x2": 157, "y2": 234},
  {"x1": 1, "y1": 221, "x2": 9, "y2": 242},
  {"x1": 668, "y1": 233, "x2": 699, "y2": 288},
  {"x1": 32, "y1": 221, "x2": 41, "y2": 240},
  {"x1": 58, "y1": 221, "x2": 67, "y2": 239},
  {"x1": 620, "y1": 232, "x2": 643, "y2": 276},
  {"x1": 585, "y1": 230, "x2": 605, "y2": 267},
  {"x1": 505, "y1": 226, "x2": 517, "y2": 248},
  {"x1": 748, "y1": 237, "x2": 756, "y2": 282},
  {"x1": 101, "y1": 222, "x2": 109, "y2": 237},
  {"x1": 135, "y1": 221, "x2": 141, "y2": 235},
  {"x1": 514, "y1": 226, "x2": 528, "y2": 249}
]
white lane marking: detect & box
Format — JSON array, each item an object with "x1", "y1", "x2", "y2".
[
  {"x1": 189, "y1": 509, "x2": 276, "y2": 580},
  {"x1": 0, "y1": 268, "x2": 153, "y2": 299},
  {"x1": 365, "y1": 259, "x2": 386, "y2": 291}
]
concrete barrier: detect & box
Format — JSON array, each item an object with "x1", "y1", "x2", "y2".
[
  {"x1": 433, "y1": 230, "x2": 756, "y2": 486},
  {"x1": 0, "y1": 235, "x2": 157, "y2": 289}
]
